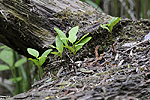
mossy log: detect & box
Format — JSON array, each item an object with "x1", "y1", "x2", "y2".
[
  {"x1": 0, "y1": 0, "x2": 111, "y2": 58},
  {"x1": 0, "y1": 0, "x2": 150, "y2": 59}
]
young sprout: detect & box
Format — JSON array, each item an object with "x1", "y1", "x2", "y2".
[
  {"x1": 101, "y1": 17, "x2": 121, "y2": 54},
  {"x1": 27, "y1": 48, "x2": 52, "y2": 79},
  {"x1": 53, "y1": 26, "x2": 92, "y2": 73}
]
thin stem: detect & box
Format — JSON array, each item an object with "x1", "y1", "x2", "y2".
[
  {"x1": 65, "y1": 51, "x2": 73, "y2": 63},
  {"x1": 13, "y1": 51, "x2": 20, "y2": 94},
  {"x1": 111, "y1": 32, "x2": 116, "y2": 55},
  {"x1": 61, "y1": 56, "x2": 63, "y2": 67},
  {"x1": 60, "y1": 56, "x2": 65, "y2": 70},
  {"x1": 38, "y1": 67, "x2": 41, "y2": 80},
  {"x1": 72, "y1": 46, "x2": 77, "y2": 73},
  {"x1": 111, "y1": 32, "x2": 113, "y2": 46},
  {"x1": 27, "y1": 59, "x2": 31, "y2": 89},
  {"x1": 73, "y1": 53, "x2": 76, "y2": 73}
]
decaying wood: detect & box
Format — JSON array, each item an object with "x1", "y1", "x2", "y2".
[
  {"x1": 0, "y1": 0, "x2": 150, "y2": 60},
  {"x1": 0, "y1": 0, "x2": 111, "y2": 58}
]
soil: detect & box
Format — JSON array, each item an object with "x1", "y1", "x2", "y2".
[{"x1": 2, "y1": 19, "x2": 150, "y2": 100}]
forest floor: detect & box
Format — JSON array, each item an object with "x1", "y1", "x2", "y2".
[{"x1": 4, "y1": 19, "x2": 150, "y2": 100}]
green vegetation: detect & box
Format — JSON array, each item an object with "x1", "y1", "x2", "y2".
[
  {"x1": 81, "y1": 0, "x2": 103, "y2": 12},
  {"x1": 101, "y1": 17, "x2": 121, "y2": 53},
  {"x1": 101, "y1": 17, "x2": 121, "y2": 33},
  {"x1": 27, "y1": 48, "x2": 52, "y2": 79},
  {"x1": 80, "y1": 0, "x2": 150, "y2": 19},
  {"x1": 50, "y1": 35, "x2": 64, "y2": 66},
  {"x1": 0, "y1": 46, "x2": 31, "y2": 95},
  {"x1": 51, "y1": 26, "x2": 92, "y2": 73},
  {"x1": 0, "y1": 26, "x2": 91, "y2": 95}
]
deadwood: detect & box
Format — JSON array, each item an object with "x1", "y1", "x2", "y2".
[
  {"x1": 2, "y1": 0, "x2": 149, "y2": 59},
  {"x1": 0, "y1": 0, "x2": 113, "y2": 58}
]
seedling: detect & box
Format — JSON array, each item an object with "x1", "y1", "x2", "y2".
[
  {"x1": 27, "y1": 48, "x2": 52, "y2": 79},
  {"x1": 53, "y1": 26, "x2": 92, "y2": 73},
  {"x1": 50, "y1": 35, "x2": 64, "y2": 67},
  {"x1": 101, "y1": 17, "x2": 121, "y2": 54}
]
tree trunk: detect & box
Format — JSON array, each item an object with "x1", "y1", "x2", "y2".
[{"x1": 0, "y1": 0, "x2": 113, "y2": 58}]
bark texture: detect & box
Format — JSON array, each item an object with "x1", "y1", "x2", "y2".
[{"x1": 0, "y1": 0, "x2": 112, "y2": 58}]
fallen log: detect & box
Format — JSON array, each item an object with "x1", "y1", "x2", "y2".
[
  {"x1": 0, "y1": 0, "x2": 150, "y2": 60},
  {"x1": 0, "y1": 0, "x2": 113, "y2": 58}
]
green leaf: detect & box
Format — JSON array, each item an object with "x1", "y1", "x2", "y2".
[
  {"x1": 51, "y1": 52, "x2": 62, "y2": 57},
  {"x1": 28, "y1": 58, "x2": 40, "y2": 67},
  {"x1": 0, "y1": 50, "x2": 13, "y2": 67},
  {"x1": 85, "y1": 0, "x2": 103, "y2": 12},
  {"x1": 41, "y1": 49, "x2": 52, "y2": 57},
  {"x1": 60, "y1": 37, "x2": 69, "y2": 40},
  {"x1": 0, "y1": 64, "x2": 10, "y2": 71},
  {"x1": 39, "y1": 56, "x2": 47, "y2": 66},
  {"x1": 101, "y1": 24, "x2": 110, "y2": 32},
  {"x1": 27, "y1": 48, "x2": 39, "y2": 58},
  {"x1": 8, "y1": 77, "x2": 22, "y2": 82},
  {"x1": 54, "y1": 27, "x2": 68, "y2": 46},
  {"x1": 0, "y1": 45, "x2": 11, "y2": 50},
  {"x1": 75, "y1": 37, "x2": 92, "y2": 52},
  {"x1": 75, "y1": 33, "x2": 90, "y2": 45},
  {"x1": 56, "y1": 35, "x2": 64, "y2": 53},
  {"x1": 109, "y1": 17, "x2": 118, "y2": 25},
  {"x1": 64, "y1": 46, "x2": 75, "y2": 54},
  {"x1": 68, "y1": 26, "x2": 78, "y2": 44},
  {"x1": 0, "y1": 45, "x2": 7, "y2": 49},
  {"x1": 76, "y1": 43, "x2": 84, "y2": 46},
  {"x1": 109, "y1": 17, "x2": 121, "y2": 32},
  {"x1": 15, "y1": 57, "x2": 27, "y2": 67},
  {"x1": 50, "y1": 45, "x2": 56, "y2": 48},
  {"x1": 0, "y1": 82, "x2": 14, "y2": 95}
]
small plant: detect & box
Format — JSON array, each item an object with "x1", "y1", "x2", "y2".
[
  {"x1": 101, "y1": 17, "x2": 121, "y2": 53},
  {"x1": 27, "y1": 48, "x2": 52, "y2": 79},
  {"x1": 0, "y1": 45, "x2": 29, "y2": 95},
  {"x1": 52, "y1": 26, "x2": 92, "y2": 73},
  {"x1": 101, "y1": 17, "x2": 121, "y2": 33}
]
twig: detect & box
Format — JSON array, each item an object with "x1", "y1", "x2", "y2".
[
  {"x1": 95, "y1": 45, "x2": 99, "y2": 58},
  {"x1": 97, "y1": 74, "x2": 110, "y2": 86},
  {"x1": 65, "y1": 51, "x2": 74, "y2": 63},
  {"x1": 123, "y1": 39, "x2": 150, "y2": 53}
]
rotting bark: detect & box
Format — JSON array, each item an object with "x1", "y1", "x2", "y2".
[
  {"x1": 0, "y1": 0, "x2": 112, "y2": 58},
  {"x1": 0, "y1": 0, "x2": 150, "y2": 60}
]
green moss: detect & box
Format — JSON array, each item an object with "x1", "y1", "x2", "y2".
[{"x1": 8, "y1": 10, "x2": 28, "y2": 25}]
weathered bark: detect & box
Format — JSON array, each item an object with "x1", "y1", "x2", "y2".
[{"x1": 0, "y1": 0, "x2": 113, "y2": 58}]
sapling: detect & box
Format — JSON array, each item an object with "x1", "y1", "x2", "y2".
[
  {"x1": 27, "y1": 48, "x2": 52, "y2": 79},
  {"x1": 101, "y1": 17, "x2": 121, "y2": 54},
  {"x1": 54, "y1": 26, "x2": 92, "y2": 73}
]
